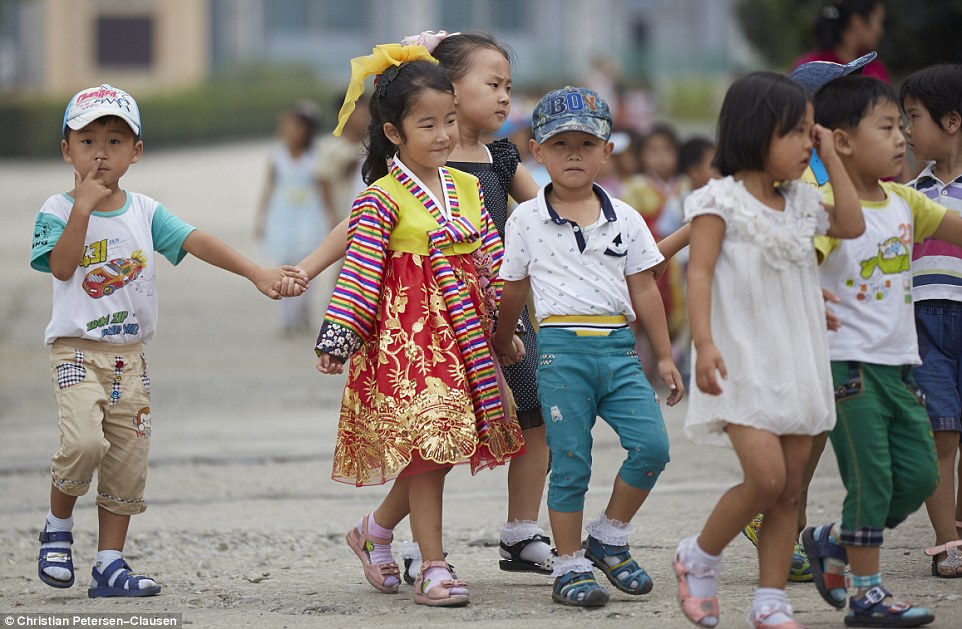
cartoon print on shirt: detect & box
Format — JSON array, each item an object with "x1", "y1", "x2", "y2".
[
  {"x1": 81, "y1": 248, "x2": 148, "y2": 299},
  {"x1": 848, "y1": 225, "x2": 913, "y2": 302}
]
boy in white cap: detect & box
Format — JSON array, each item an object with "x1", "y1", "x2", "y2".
[{"x1": 31, "y1": 84, "x2": 304, "y2": 597}]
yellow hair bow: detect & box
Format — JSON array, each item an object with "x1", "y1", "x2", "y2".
[{"x1": 333, "y1": 43, "x2": 438, "y2": 136}]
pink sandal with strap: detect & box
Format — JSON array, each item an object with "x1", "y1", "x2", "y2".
[
  {"x1": 673, "y1": 552, "x2": 720, "y2": 627},
  {"x1": 413, "y1": 560, "x2": 469, "y2": 607},
  {"x1": 345, "y1": 517, "x2": 401, "y2": 593},
  {"x1": 748, "y1": 601, "x2": 808, "y2": 629},
  {"x1": 924, "y1": 539, "x2": 962, "y2": 577}
]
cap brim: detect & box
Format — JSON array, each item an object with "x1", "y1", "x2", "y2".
[
  {"x1": 65, "y1": 110, "x2": 140, "y2": 136},
  {"x1": 535, "y1": 120, "x2": 611, "y2": 144}
]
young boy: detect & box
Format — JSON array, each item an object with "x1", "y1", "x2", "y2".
[
  {"x1": 30, "y1": 84, "x2": 303, "y2": 597},
  {"x1": 802, "y1": 75, "x2": 962, "y2": 627},
  {"x1": 492, "y1": 86, "x2": 684, "y2": 608},
  {"x1": 901, "y1": 63, "x2": 962, "y2": 578}
]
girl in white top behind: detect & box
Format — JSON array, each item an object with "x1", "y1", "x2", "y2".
[{"x1": 673, "y1": 72, "x2": 863, "y2": 629}]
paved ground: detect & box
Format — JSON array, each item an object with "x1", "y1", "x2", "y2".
[{"x1": 1, "y1": 141, "x2": 958, "y2": 628}]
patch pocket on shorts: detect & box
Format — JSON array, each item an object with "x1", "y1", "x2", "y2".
[
  {"x1": 139, "y1": 353, "x2": 151, "y2": 396},
  {"x1": 834, "y1": 362, "x2": 862, "y2": 402},
  {"x1": 55, "y1": 350, "x2": 86, "y2": 389}
]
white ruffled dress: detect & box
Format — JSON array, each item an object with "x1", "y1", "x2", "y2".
[{"x1": 684, "y1": 176, "x2": 836, "y2": 446}]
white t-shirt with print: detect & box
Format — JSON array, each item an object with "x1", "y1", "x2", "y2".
[
  {"x1": 816, "y1": 181, "x2": 946, "y2": 365},
  {"x1": 31, "y1": 191, "x2": 195, "y2": 345},
  {"x1": 500, "y1": 184, "x2": 663, "y2": 323}
]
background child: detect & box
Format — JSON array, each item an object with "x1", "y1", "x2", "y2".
[
  {"x1": 802, "y1": 75, "x2": 962, "y2": 627},
  {"x1": 493, "y1": 86, "x2": 684, "y2": 608},
  {"x1": 31, "y1": 84, "x2": 302, "y2": 597},
  {"x1": 314, "y1": 47, "x2": 523, "y2": 607},
  {"x1": 900, "y1": 63, "x2": 962, "y2": 578},
  {"x1": 675, "y1": 71, "x2": 862, "y2": 629},
  {"x1": 253, "y1": 101, "x2": 335, "y2": 334}
]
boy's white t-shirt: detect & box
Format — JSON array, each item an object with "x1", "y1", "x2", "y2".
[
  {"x1": 500, "y1": 184, "x2": 664, "y2": 323},
  {"x1": 816, "y1": 181, "x2": 945, "y2": 365},
  {"x1": 31, "y1": 191, "x2": 195, "y2": 345}
]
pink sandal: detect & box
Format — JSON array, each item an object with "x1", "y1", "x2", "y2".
[
  {"x1": 413, "y1": 560, "x2": 469, "y2": 607},
  {"x1": 673, "y1": 552, "x2": 720, "y2": 627},
  {"x1": 345, "y1": 517, "x2": 401, "y2": 593},
  {"x1": 924, "y1": 540, "x2": 962, "y2": 577},
  {"x1": 748, "y1": 601, "x2": 808, "y2": 628}
]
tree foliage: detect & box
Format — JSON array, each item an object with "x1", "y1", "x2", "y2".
[{"x1": 736, "y1": 0, "x2": 962, "y2": 78}]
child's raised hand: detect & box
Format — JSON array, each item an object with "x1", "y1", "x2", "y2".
[
  {"x1": 316, "y1": 352, "x2": 344, "y2": 375},
  {"x1": 73, "y1": 160, "x2": 111, "y2": 212},
  {"x1": 811, "y1": 123, "x2": 838, "y2": 160},
  {"x1": 274, "y1": 267, "x2": 310, "y2": 297},
  {"x1": 694, "y1": 341, "x2": 727, "y2": 395},
  {"x1": 656, "y1": 358, "x2": 685, "y2": 406}
]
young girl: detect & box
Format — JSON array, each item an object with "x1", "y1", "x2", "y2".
[
  {"x1": 673, "y1": 72, "x2": 862, "y2": 628},
  {"x1": 314, "y1": 45, "x2": 523, "y2": 607},
  {"x1": 253, "y1": 102, "x2": 336, "y2": 333},
  {"x1": 281, "y1": 31, "x2": 554, "y2": 579}
]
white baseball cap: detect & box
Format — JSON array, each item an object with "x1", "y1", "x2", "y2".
[{"x1": 63, "y1": 84, "x2": 141, "y2": 136}]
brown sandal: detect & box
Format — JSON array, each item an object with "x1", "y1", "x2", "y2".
[
  {"x1": 345, "y1": 516, "x2": 401, "y2": 593},
  {"x1": 413, "y1": 560, "x2": 469, "y2": 607}
]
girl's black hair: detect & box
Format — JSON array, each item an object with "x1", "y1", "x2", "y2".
[
  {"x1": 431, "y1": 31, "x2": 514, "y2": 83},
  {"x1": 678, "y1": 136, "x2": 715, "y2": 176},
  {"x1": 713, "y1": 72, "x2": 809, "y2": 177},
  {"x1": 815, "y1": 0, "x2": 884, "y2": 50},
  {"x1": 361, "y1": 60, "x2": 454, "y2": 184},
  {"x1": 814, "y1": 75, "x2": 897, "y2": 130},
  {"x1": 899, "y1": 64, "x2": 962, "y2": 132}
]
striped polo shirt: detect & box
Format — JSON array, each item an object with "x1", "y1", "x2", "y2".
[{"x1": 910, "y1": 163, "x2": 962, "y2": 301}]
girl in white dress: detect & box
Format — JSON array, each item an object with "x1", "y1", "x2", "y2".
[{"x1": 673, "y1": 72, "x2": 863, "y2": 629}]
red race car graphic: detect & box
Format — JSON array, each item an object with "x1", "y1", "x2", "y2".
[{"x1": 82, "y1": 257, "x2": 143, "y2": 298}]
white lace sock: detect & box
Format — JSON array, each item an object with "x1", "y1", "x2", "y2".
[
  {"x1": 500, "y1": 520, "x2": 553, "y2": 565},
  {"x1": 40, "y1": 511, "x2": 73, "y2": 582}
]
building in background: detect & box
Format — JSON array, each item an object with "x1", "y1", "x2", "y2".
[{"x1": 1, "y1": 0, "x2": 752, "y2": 99}]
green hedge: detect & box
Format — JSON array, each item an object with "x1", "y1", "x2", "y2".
[{"x1": 0, "y1": 64, "x2": 338, "y2": 158}]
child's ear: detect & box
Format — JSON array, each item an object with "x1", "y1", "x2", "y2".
[
  {"x1": 941, "y1": 111, "x2": 962, "y2": 135},
  {"x1": 832, "y1": 128, "x2": 854, "y2": 157},
  {"x1": 130, "y1": 139, "x2": 144, "y2": 164},
  {"x1": 61, "y1": 139, "x2": 72, "y2": 165},
  {"x1": 529, "y1": 138, "x2": 545, "y2": 164},
  {"x1": 383, "y1": 122, "x2": 402, "y2": 146},
  {"x1": 602, "y1": 140, "x2": 614, "y2": 162}
]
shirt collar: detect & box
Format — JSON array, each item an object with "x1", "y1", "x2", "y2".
[{"x1": 538, "y1": 183, "x2": 618, "y2": 224}]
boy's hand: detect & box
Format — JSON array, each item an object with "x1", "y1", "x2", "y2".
[
  {"x1": 492, "y1": 331, "x2": 521, "y2": 365},
  {"x1": 656, "y1": 358, "x2": 685, "y2": 406},
  {"x1": 694, "y1": 341, "x2": 726, "y2": 395},
  {"x1": 823, "y1": 288, "x2": 842, "y2": 331},
  {"x1": 73, "y1": 160, "x2": 111, "y2": 212},
  {"x1": 316, "y1": 352, "x2": 344, "y2": 375},
  {"x1": 255, "y1": 265, "x2": 308, "y2": 300},
  {"x1": 274, "y1": 267, "x2": 310, "y2": 297},
  {"x1": 812, "y1": 124, "x2": 838, "y2": 161}
]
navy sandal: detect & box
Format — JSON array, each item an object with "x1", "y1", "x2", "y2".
[
  {"x1": 844, "y1": 586, "x2": 934, "y2": 628},
  {"x1": 802, "y1": 525, "x2": 848, "y2": 609},
  {"x1": 584, "y1": 535, "x2": 653, "y2": 595},
  {"x1": 38, "y1": 529, "x2": 75, "y2": 589},
  {"x1": 499, "y1": 534, "x2": 554, "y2": 574},
  {"x1": 87, "y1": 558, "x2": 161, "y2": 598},
  {"x1": 552, "y1": 570, "x2": 609, "y2": 607}
]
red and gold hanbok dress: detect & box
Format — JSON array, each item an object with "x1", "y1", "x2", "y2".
[{"x1": 315, "y1": 158, "x2": 523, "y2": 486}]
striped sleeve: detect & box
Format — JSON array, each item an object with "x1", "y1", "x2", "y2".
[
  {"x1": 315, "y1": 186, "x2": 397, "y2": 360},
  {"x1": 477, "y1": 183, "x2": 503, "y2": 304}
]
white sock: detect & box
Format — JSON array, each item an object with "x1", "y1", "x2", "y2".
[
  {"x1": 421, "y1": 564, "x2": 467, "y2": 596},
  {"x1": 677, "y1": 535, "x2": 722, "y2": 627},
  {"x1": 587, "y1": 512, "x2": 642, "y2": 588},
  {"x1": 92, "y1": 550, "x2": 156, "y2": 590},
  {"x1": 751, "y1": 587, "x2": 793, "y2": 626},
  {"x1": 550, "y1": 549, "x2": 596, "y2": 578},
  {"x1": 398, "y1": 541, "x2": 422, "y2": 580},
  {"x1": 500, "y1": 520, "x2": 553, "y2": 565},
  {"x1": 40, "y1": 511, "x2": 73, "y2": 582}
]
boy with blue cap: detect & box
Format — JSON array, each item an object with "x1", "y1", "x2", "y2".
[
  {"x1": 31, "y1": 84, "x2": 304, "y2": 597},
  {"x1": 493, "y1": 86, "x2": 684, "y2": 607}
]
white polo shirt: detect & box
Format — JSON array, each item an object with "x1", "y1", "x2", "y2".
[{"x1": 501, "y1": 183, "x2": 664, "y2": 323}]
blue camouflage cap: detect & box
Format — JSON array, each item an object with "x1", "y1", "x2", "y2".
[
  {"x1": 531, "y1": 86, "x2": 612, "y2": 144},
  {"x1": 788, "y1": 51, "x2": 877, "y2": 95}
]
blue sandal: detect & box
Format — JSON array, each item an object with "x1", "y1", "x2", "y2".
[
  {"x1": 844, "y1": 586, "x2": 934, "y2": 628},
  {"x1": 802, "y1": 524, "x2": 848, "y2": 609},
  {"x1": 87, "y1": 558, "x2": 161, "y2": 598},
  {"x1": 552, "y1": 570, "x2": 609, "y2": 607},
  {"x1": 38, "y1": 529, "x2": 75, "y2": 589},
  {"x1": 584, "y1": 535, "x2": 653, "y2": 595}
]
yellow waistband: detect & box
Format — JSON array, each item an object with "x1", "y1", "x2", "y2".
[{"x1": 540, "y1": 315, "x2": 628, "y2": 336}]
